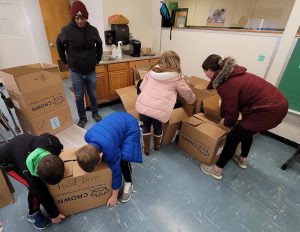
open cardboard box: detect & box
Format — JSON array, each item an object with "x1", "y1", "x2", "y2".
[
  {"x1": 0, "y1": 63, "x2": 69, "y2": 120},
  {"x1": 178, "y1": 113, "x2": 229, "y2": 165},
  {"x1": 116, "y1": 85, "x2": 189, "y2": 145},
  {"x1": 178, "y1": 76, "x2": 218, "y2": 115},
  {"x1": 48, "y1": 148, "x2": 112, "y2": 216},
  {"x1": 202, "y1": 94, "x2": 221, "y2": 123}
]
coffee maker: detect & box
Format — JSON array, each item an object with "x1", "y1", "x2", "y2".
[{"x1": 129, "y1": 39, "x2": 141, "y2": 57}]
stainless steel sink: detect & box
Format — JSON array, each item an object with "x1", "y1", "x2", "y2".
[{"x1": 102, "y1": 56, "x2": 117, "y2": 61}]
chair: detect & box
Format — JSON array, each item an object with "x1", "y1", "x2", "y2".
[{"x1": 281, "y1": 145, "x2": 300, "y2": 170}]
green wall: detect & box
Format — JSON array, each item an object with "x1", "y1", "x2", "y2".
[{"x1": 278, "y1": 39, "x2": 300, "y2": 112}]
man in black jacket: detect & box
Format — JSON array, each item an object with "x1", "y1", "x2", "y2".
[
  {"x1": 56, "y1": 0, "x2": 103, "y2": 128},
  {"x1": 0, "y1": 133, "x2": 65, "y2": 230}
]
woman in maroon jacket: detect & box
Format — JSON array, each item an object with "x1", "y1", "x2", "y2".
[{"x1": 200, "y1": 54, "x2": 288, "y2": 180}]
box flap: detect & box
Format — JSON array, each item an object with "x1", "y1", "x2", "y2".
[
  {"x1": 116, "y1": 86, "x2": 137, "y2": 112},
  {"x1": 72, "y1": 161, "x2": 110, "y2": 177},
  {"x1": 137, "y1": 70, "x2": 148, "y2": 80},
  {"x1": 72, "y1": 161, "x2": 88, "y2": 177},
  {"x1": 0, "y1": 63, "x2": 58, "y2": 76},
  {"x1": 60, "y1": 148, "x2": 78, "y2": 162},
  {"x1": 63, "y1": 161, "x2": 73, "y2": 178},
  {"x1": 196, "y1": 123, "x2": 227, "y2": 139},
  {"x1": 169, "y1": 108, "x2": 189, "y2": 124},
  {"x1": 189, "y1": 76, "x2": 209, "y2": 87},
  {"x1": 184, "y1": 116, "x2": 205, "y2": 126},
  {"x1": 203, "y1": 95, "x2": 221, "y2": 109},
  {"x1": 193, "y1": 113, "x2": 209, "y2": 122}
]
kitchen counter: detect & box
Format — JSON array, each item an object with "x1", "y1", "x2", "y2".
[{"x1": 99, "y1": 54, "x2": 160, "y2": 65}]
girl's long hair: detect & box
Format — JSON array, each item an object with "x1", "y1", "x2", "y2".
[{"x1": 152, "y1": 51, "x2": 181, "y2": 73}]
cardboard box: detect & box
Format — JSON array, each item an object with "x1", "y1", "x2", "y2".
[
  {"x1": 48, "y1": 148, "x2": 112, "y2": 216},
  {"x1": 116, "y1": 85, "x2": 190, "y2": 145},
  {"x1": 116, "y1": 85, "x2": 139, "y2": 118},
  {"x1": 8, "y1": 82, "x2": 68, "y2": 119},
  {"x1": 0, "y1": 169, "x2": 14, "y2": 209},
  {"x1": 0, "y1": 63, "x2": 60, "y2": 95},
  {"x1": 178, "y1": 113, "x2": 228, "y2": 165},
  {"x1": 17, "y1": 104, "x2": 73, "y2": 135},
  {"x1": 203, "y1": 94, "x2": 221, "y2": 123},
  {"x1": 162, "y1": 108, "x2": 189, "y2": 145},
  {"x1": 0, "y1": 63, "x2": 69, "y2": 119},
  {"x1": 179, "y1": 76, "x2": 217, "y2": 114},
  {"x1": 56, "y1": 124, "x2": 87, "y2": 149}
]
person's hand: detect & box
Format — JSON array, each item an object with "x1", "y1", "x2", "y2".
[
  {"x1": 107, "y1": 195, "x2": 118, "y2": 207},
  {"x1": 51, "y1": 214, "x2": 65, "y2": 224}
]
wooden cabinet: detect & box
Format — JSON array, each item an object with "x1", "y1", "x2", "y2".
[
  {"x1": 107, "y1": 62, "x2": 129, "y2": 100},
  {"x1": 128, "y1": 58, "x2": 159, "y2": 85},
  {"x1": 96, "y1": 72, "x2": 109, "y2": 103},
  {"x1": 83, "y1": 57, "x2": 159, "y2": 107},
  {"x1": 108, "y1": 70, "x2": 129, "y2": 100}
]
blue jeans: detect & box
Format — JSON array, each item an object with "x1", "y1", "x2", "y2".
[{"x1": 70, "y1": 70, "x2": 98, "y2": 119}]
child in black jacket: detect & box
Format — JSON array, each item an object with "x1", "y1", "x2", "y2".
[{"x1": 0, "y1": 133, "x2": 65, "y2": 230}]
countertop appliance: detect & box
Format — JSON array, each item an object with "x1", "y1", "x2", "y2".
[
  {"x1": 111, "y1": 24, "x2": 129, "y2": 45},
  {"x1": 129, "y1": 39, "x2": 141, "y2": 57}
]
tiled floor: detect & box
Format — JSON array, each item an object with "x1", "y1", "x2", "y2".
[{"x1": 0, "y1": 80, "x2": 299, "y2": 232}]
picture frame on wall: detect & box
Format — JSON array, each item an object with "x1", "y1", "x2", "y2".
[{"x1": 172, "y1": 8, "x2": 188, "y2": 28}]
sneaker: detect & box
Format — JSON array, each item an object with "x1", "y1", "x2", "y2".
[
  {"x1": 120, "y1": 182, "x2": 133, "y2": 203},
  {"x1": 77, "y1": 118, "x2": 87, "y2": 128},
  {"x1": 92, "y1": 113, "x2": 102, "y2": 122},
  {"x1": 26, "y1": 211, "x2": 51, "y2": 230},
  {"x1": 233, "y1": 154, "x2": 247, "y2": 169},
  {"x1": 200, "y1": 164, "x2": 223, "y2": 180}
]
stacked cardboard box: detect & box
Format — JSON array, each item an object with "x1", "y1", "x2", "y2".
[
  {"x1": 116, "y1": 85, "x2": 189, "y2": 145},
  {"x1": 0, "y1": 63, "x2": 73, "y2": 135}
]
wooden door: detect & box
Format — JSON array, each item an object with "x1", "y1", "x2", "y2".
[
  {"x1": 39, "y1": 0, "x2": 71, "y2": 79},
  {"x1": 108, "y1": 70, "x2": 130, "y2": 100}
]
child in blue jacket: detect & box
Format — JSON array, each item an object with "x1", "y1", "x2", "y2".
[{"x1": 76, "y1": 112, "x2": 143, "y2": 206}]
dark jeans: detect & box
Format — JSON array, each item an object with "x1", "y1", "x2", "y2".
[
  {"x1": 70, "y1": 69, "x2": 98, "y2": 120},
  {"x1": 140, "y1": 114, "x2": 163, "y2": 135},
  {"x1": 216, "y1": 124, "x2": 256, "y2": 168},
  {"x1": 121, "y1": 160, "x2": 132, "y2": 183}
]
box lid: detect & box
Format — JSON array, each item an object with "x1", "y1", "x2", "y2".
[
  {"x1": 196, "y1": 123, "x2": 227, "y2": 139},
  {"x1": 183, "y1": 113, "x2": 228, "y2": 139},
  {"x1": 1, "y1": 63, "x2": 58, "y2": 76},
  {"x1": 189, "y1": 76, "x2": 209, "y2": 88},
  {"x1": 183, "y1": 115, "x2": 205, "y2": 126},
  {"x1": 169, "y1": 108, "x2": 189, "y2": 124},
  {"x1": 203, "y1": 95, "x2": 221, "y2": 110},
  {"x1": 116, "y1": 85, "x2": 138, "y2": 118}
]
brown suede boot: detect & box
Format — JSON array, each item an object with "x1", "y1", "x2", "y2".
[
  {"x1": 153, "y1": 134, "x2": 163, "y2": 151},
  {"x1": 143, "y1": 133, "x2": 151, "y2": 155}
]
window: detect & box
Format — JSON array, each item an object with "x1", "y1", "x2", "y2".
[{"x1": 166, "y1": 0, "x2": 295, "y2": 31}]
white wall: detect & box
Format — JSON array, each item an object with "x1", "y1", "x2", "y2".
[
  {"x1": 0, "y1": 0, "x2": 51, "y2": 69},
  {"x1": 0, "y1": 0, "x2": 161, "y2": 69},
  {"x1": 170, "y1": 0, "x2": 295, "y2": 29},
  {"x1": 82, "y1": 0, "x2": 104, "y2": 47},
  {"x1": 161, "y1": 28, "x2": 280, "y2": 78},
  {"x1": 161, "y1": 25, "x2": 300, "y2": 143},
  {"x1": 102, "y1": 0, "x2": 154, "y2": 51}
]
